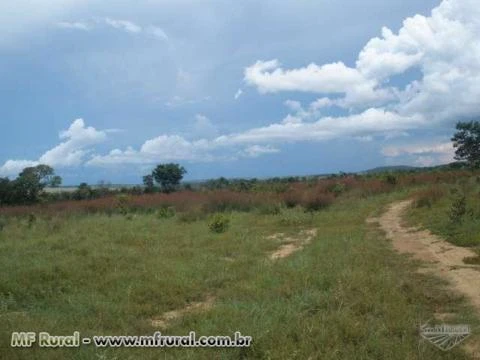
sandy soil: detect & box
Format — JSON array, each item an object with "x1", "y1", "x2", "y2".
[
  {"x1": 151, "y1": 295, "x2": 215, "y2": 329},
  {"x1": 269, "y1": 229, "x2": 317, "y2": 260}
]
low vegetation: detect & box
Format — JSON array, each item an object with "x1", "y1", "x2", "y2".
[
  {"x1": 0, "y1": 190, "x2": 475, "y2": 359},
  {"x1": 409, "y1": 176, "x2": 480, "y2": 247}
]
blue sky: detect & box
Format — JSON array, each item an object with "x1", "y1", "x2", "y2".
[{"x1": 1, "y1": 0, "x2": 478, "y2": 185}]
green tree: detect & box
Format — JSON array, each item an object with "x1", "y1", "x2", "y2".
[
  {"x1": 452, "y1": 121, "x2": 480, "y2": 168},
  {"x1": 151, "y1": 163, "x2": 186, "y2": 193},
  {"x1": 142, "y1": 174, "x2": 155, "y2": 193},
  {"x1": 73, "y1": 182, "x2": 93, "y2": 200},
  {"x1": 13, "y1": 165, "x2": 56, "y2": 203},
  {"x1": 0, "y1": 178, "x2": 14, "y2": 205},
  {"x1": 50, "y1": 175, "x2": 62, "y2": 188}
]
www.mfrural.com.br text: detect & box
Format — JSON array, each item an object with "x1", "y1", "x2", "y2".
[{"x1": 11, "y1": 331, "x2": 252, "y2": 348}]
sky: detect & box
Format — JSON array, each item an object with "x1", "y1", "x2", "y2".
[{"x1": 0, "y1": 0, "x2": 479, "y2": 185}]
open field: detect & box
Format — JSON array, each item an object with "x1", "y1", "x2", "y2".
[
  {"x1": 1, "y1": 175, "x2": 479, "y2": 359},
  {"x1": 408, "y1": 177, "x2": 480, "y2": 249}
]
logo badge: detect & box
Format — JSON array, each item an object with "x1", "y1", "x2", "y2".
[{"x1": 420, "y1": 321, "x2": 471, "y2": 351}]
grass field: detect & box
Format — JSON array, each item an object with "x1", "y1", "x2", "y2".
[
  {"x1": 1, "y1": 187, "x2": 477, "y2": 359},
  {"x1": 408, "y1": 176, "x2": 480, "y2": 250}
]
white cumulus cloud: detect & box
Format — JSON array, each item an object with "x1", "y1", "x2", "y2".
[
  {"x1": 244, "y1": 0, "x2": 480, "y2": 123},
  {"x1": 0, "y1": 119, "x2": 107, "y2": 177}
]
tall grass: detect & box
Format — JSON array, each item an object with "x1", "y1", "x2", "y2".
[
  {"x1": 0, "y1": 170, "x2": 474, "y2": 218},
  {"x1": 0, "y1": 192, "x2": 474, "y2": 359}
]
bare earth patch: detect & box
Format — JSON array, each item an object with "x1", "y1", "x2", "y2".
[
  {"x1": 373, "y1": 200, "x2": 480, "y2": 357},
  {"x1": 268, "y1": 229, "x2": 317, "y2": 260},
  {"x1": 151, "y1": 295, "x2": 215, "y2": 329}
]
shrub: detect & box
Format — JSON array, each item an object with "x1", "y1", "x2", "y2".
[
  {"x1": 0, "y1": 217, "x2": 6, "y2": 232},
  {"x1": 384, "y1": 174, "x2": 397, "y2": 185},
  {"x1": 302, "y1": 192, "x2": 335, "y2": 212},
  {"x1": 282, "y1": 191, "x2": 302, "y2": 208},
  {"x1": 449, "y1": 195, "x2": 467, "y2": 224},
  {"x1": 208, "y1": 213, "x2": 230, "y2": 233},
  {"x1": 157, "y1": 206, "x2": 175, "y2": 219}
]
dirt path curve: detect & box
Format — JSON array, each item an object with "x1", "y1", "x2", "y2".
[
  {"x1": 376, "y1": 200, "x2": 480, "y2": 312},
  {"x1": 375, "y1": 200, "x2": 480, "y2": 356}
]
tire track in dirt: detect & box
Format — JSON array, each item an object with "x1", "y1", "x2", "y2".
[
  {"x1": 374, "y1": 200, "x2": 480, "y2": 357},
  {"x1": 151, "y1": 295, "x2": 215, "y2": 329},
  {"x1": 268, "y1": 229, "x2": 317, "y2": 260},
  {"x1": 149, "y1": 228, "x2": 317, "y2": 329}
]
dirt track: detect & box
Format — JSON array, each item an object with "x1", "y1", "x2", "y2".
[
  {"x1": 375, "y1": 200, "x2": 480, "y2": 356},
  {"x1": 377, "y1": 200, "x2": 480, "y2": 311}
]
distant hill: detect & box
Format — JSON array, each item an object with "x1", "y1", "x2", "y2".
[
  {"x1": 362, "y1": 165, "x2": 421, "y2": 174},
  {"x1": 362, "y1": 162, "x2": 468, "y2": 174}
]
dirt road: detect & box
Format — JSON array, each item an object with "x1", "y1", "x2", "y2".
[{"x1": 375, "y1": 200, "x2": 480, "y2": 356}]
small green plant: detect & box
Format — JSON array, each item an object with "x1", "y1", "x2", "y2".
[
  {"x1": 449, "y1": 195, "x2": 467, "y2": 224},
  {"x1": 157, "y1": 206, "x2": 175, "y2": 219},
  {"x1": 208, "y1": 213, "x2": 230, "y2": 233}
]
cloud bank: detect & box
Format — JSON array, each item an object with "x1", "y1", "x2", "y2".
[{"x1": 2, "y1": 0, "x2": 478, "y2": 176}]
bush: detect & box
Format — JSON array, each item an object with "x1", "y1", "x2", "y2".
[
  {"x1": 0, "y1": 217, "x2": 6, "y2": 232},
  {"x1": 282, "y1": 191, "x2": 301, "y2": 208},
  {"x1": 301, "y1": 192, "x2": 335, "y2": 212},
  {"x1": 208, "y1": 213, "x2": 230, "y2": 233},
  {"x1": 157, "y1": 206, "x2": 175, "y2": 219},
  {"x1": 384, "y1": 174, "x2": 397, "y2": 185}
]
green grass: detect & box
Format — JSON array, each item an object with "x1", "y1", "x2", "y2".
[
  {"x1": 0, "y1": 192, "x2": 476, "y2": 359},
  {"x1": 408, "y1": 177, "x2": 480, "y2": 247}
]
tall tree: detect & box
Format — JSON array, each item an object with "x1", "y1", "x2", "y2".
[
  {"x1": 452, "y1": 121, "x2": 480, "y2": 168},
  {"x1": 14, "y1": 165, "x2": 57, "y2": 204},
  {"x1": 151, "y1": 163, "x2": 186, "y2": 193}
]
